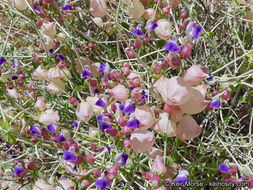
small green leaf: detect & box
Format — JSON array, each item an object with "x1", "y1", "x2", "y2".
[
  {"x1": 167, "y1": 156, "x2": 173, "y2": 166},
  {"x1": 4, "y1": 133, "x2": 16, "y2": 144},
  {"x1": 1, "y1": 121, "x2": 10, "y2": 131}
]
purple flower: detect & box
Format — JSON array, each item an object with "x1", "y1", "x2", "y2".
[
  {"x1": 82, "y1": 70, "x2": 91, "y2": 78},
  {"x1": 93, "y1": 89, "x2": 100, "y2": 94},
  {"x1": 219, "y1": 164, "x2": 229, "y2": 173},
  {"x1": 175, "y1": 176, "x2": 188, "y2": 187},
  {"x1": 123, "y1": 105, "x2": 135, "y2": 113},
  {"x1": 47, "y1": 124, "x2": 55, "y2": 134},
  {"x1": 49, "y1": 49, "x2": 54, "y2": 53},
  {"x1": 150, "y1": 22, "x2": 158, "y2": 31},
  {"x1": 72, "y1": 121, "x2": 78, "y2": 127},
  {"x1": 121, "y1": 154, "x2": 128, "y2": 166},
  {"x1": 62, "y1": 4, "x2": 71, "y2": 11},
  {"x1": 193, "y1": 26, "x2": 202, "y2": 39},
  {"x1": 0, "y1": 57, "x2": 6, "y2": 65},
  {"x1": 30, "y1": 126, "x2": 40, "y2": 136},
  {"x1": 95, "y1": 99, "x2": 106, "y2": 108},
  {"x1": 119, "y1": 104, "x2": 125, "y2": 111},
  {"x1": 206, "y1": 73, "x2": 212, "y2": 81},
  {"x1": 132, "y1": 29, "x2": 144, "y2": 36},
  {"x1": 127, "y1": 119, "x2": 140, "y2": 129},
  {"x1": 210, "y1": 100, "x2": 221, "y2": 108},
  {"x1": 11, "y1": 75, "x2": 19, "y2": 80},
  {"x1": 100, "y1": 122, "x2": 112, "y2": 131},
  {"x1": 34, "y1": 6, "x2": 41, "y2": 12},
  {"x1": 100, "y1": 64, "x2": 106, "y2": 73},
  {"x1": 95, "y1": 178, "x2": 110, "y2": 190},
  {"x1": 63, "y1": 150, "x2": 77, "y2": 162},
  {"x1": 14, "y1": 167, "x2": 24, "y2": 175},
  {"x1": 164, "y1": 42, "x2": 181, "y2": 53},
  {"x1": 56, "y1": 54, "x2": 65, "y2": 60},
  {"x1": 58, "y1": 135, "x2": 66, "y2": 142},
  {"x1": 96, "y1": 115, "x2": 104, "y2": 122},
  {"x1": 105, "y1": 145, "x2": 111, "y2": 154}
]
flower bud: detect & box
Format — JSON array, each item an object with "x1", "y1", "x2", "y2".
[
  {"x1": 35, "y1": 96, "x2": 46, "y2": 112},
  {"x1": 131, "y1": 87, "x2": 143, "y2": 101},
  {"x1": 125, "y1": 48, "x2": 135, "y2": 58},
  {"x1": 86, "y1": 153, "x2": 96, "y2": 164},
  {"x1": 123, "y1": 139, "x2": 132, "y2": 150}
]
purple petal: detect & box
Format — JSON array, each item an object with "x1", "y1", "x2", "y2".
[
  {"x1": 72, "y1": 121, "x2": 78, "y2": 127},
  {"x1": 105, "y1": 145, "x2": 111, "y2": 154},
  {"x1": 95, "y1": 178, "x2": 110, "y2": 190},
  {"x1": 150, "y1": 22, "x2": 158, "y2": 31},
  {"x1": 56, "y1": 54, "x2": 65, "y2": 60},
  {"x1": 93, "y1": 89, "x2": 100, "y2": 94},
  {"x1": 30, "y1": 126, "x2": 40, "y2": 136},
  {"x1": 0, "y1": 57, "x2": 6, "y2": 65},
  {"x1": 100, "y1": 122, "x2": 112, "y2": 131},
  {"x1": 49, "y1": 49, "x2": 54, "y2": 53},
  {"x1": 164, "y1": 42, "x2": 181, "y2": 53},
  {"x1": 175, "y1": 176, "x2": 188, "y2": 187},
  {"x1": 82, "y1": 70, "x2": 91, "y2": 78},
  {"x1": 121, "y1": 154, "x2": 128, "y2": 166},
  {"x1": 14, "y1": 167, "x2": 24, "y2": 175},
  {"x1": 47, "y1": 124, "x2": 55, "y2": 134},
  {"x1": 132, "y1": 29, "x2": 144, "y2": 36},
  {"x1": 58, "y1": 135, "x2": 66, "y2": 142},
  {"x1": 193, "y1": 26, "x2": 202, "y2": 39},
  {"x1": 126, "y1": 119, "x2": 140, "y2": 129},
  {"x1": 123, "y1": 105, "x2": 135, "y2": 113},
  {"x1": 95, "y1": 99, "x2": 106, "y2": 108},
  {"x1": 100, "y1": 64, "x2": 105, "y2": 73},
  {"x1": 62, "y1": 5, "x2": 72, "y2": 11},
  {"x1": 63, "y1": 151, "x2": 77, "y2": 162},
  {"x1": 11, "y1": 75, "x2": 19, "y2": 80},
  {"x1": 210, "y1": 100, "x2": 221, "y2": 108},
  {"x1": 219, "y1": 164, "x2": 229, "y2": 173},
  {"x1": 96, "y1": 115, "x2": 104, "y2": 122},
  {"x1": 119, "y1": 104, "x2": 125, "y2": 111},
  {"x1": 34, "y1": 6, "x2": 41, "y2": 12}
]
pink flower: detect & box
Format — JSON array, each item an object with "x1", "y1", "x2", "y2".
[
  {"x1": 42, "y1": 34, "x2": 54, "y2": 50},
  {"x1": 46, "y1": 79, "x2": 65, "y2": 94},
  {"x1": 128, "y1": 73, "x2": 141, "y2": 87},
  {"x1": 134, "y1": 106, "x2": 155, "y2": 130},
  {"x1": 76, "y1": 102, "x2": 93, "y2": 122},
  {"x1": 170, "y1": 106, "x2": 183, "y2": 123},
  {"x1": 154, "y1": 112, "x2": 176, "y2": 137},
  {"x1": 123, "y1": 139, "x2": 132, "y2": 150},
  {"x1": 130, "y1": 130, "x2": 155, "y2": 153},
  {"x1": 152, "y1": 155, "x2": 167, "y2": 175},
  {"x1": 147, "y1": 147, "x2": 163, "y2": 159},
  {"x1": 131, "y1": 87, "x2": 143, "y2": 100},
  {"x1": 181, "y1": 43, "x2": 193, "y2": 58},
  {"x1": 41, "y1": 21, "x2": 56, "y2": 39},
  {"x1": 143, "y1": 8, "x2": 155, "y2": 20},
  {"x1": 48, "y1": 67, "x2": 70, "y2": 80},
  {"x1": 32, "y1": 66, "x2": 48, "y2": 80},
  {"x1": 164, "y1": 54, "x2": 181, "y2": 70},
  {"x1": 35, "y1": 96, "x2": 46, "y2": 112},
  {"x1": 125, "y1": 0, "x2": 145, "y2": 20},
  {"x1": 121, "y1": 126, "x2": 134, "y2": 136},
  {"x1": 39, "y1": 110, "x2": 60, "y2": 125},
  {"x1": 183, "y1": 65, "x2": 206, "y2": 87},
  {"x1": 90, "y1": 0, "x2": 107, "y2": 17},
  {"x1": 154, "y1": 19, "x2": 172, "y2": 40},
  {"x1": 176, "y1": 116, "x2": 202, "y2": 140},
  {"x1": 154, "y1": 76, "x2": 192, "y2": 105},
  {"x1": 56, "y1": 180, "x2": 76, "y2": 190},
  {"x1": 179, "y1": 84, "x2": 208, "y2": 114},
  {"x1": 33, "y1": 179, "x2": 55, "y2": 190},
  {"x1": 81, "y1": 180, "x2": 90, "y2": 188},
  {"x1": 109, "y1": 84, "x2": 129, "y2": 102},
  {"x1": 7, "y1": 89, "x2": 20, "y2": 99},
  {"x1": 86, "y1": 153, "x2": 96, "y2": 164}
]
